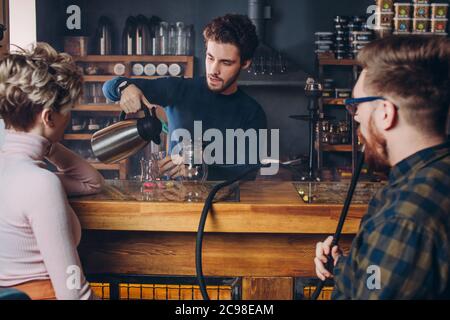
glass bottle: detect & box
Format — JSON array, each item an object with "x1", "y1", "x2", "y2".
[
  {"x1": 155, "y1": 21, "x2": 169, "y2": 55},
  {"x1": 96, "y1": 16, "x2": 112, "y2": 55},
  {"x1": 168, "y1": 23, "x2": 177, "y2": 55},
  {"x1": 176, "y1": 22, "x2": 186, "y2": 55},
  {"x1": 122, "y1": 16, "x2": 136, "y2": 55}
]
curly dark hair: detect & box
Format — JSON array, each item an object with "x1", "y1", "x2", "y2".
[{"x1": 203, "y1": 14, "x2": 259, "y2": 63}]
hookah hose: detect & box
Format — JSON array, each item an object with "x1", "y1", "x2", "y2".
[
  {"x1": 310, "y1": 151, "x2": 365, "y2": 300},
  {"x1": 196, "y1": 159, "x2": 315, "y2": 300},
  {"x1": 196, "y1": 164, "x2": 265, "y2": 300}
]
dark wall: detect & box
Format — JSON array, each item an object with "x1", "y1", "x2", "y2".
[{"x1": 36, "y1": 0, "x2": 374, "y2": 160}]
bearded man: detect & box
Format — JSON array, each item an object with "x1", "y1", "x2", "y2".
[
  {"x1": 103, "y1": 14, "x2": 267, "y2": 181},
  {"x1": 314, "y1": 35, "x2": 450, "y2": 299}
]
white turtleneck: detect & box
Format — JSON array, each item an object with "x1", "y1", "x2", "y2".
[{"x1": 0, "y1": 130, "x2": 104, "y2": 300}]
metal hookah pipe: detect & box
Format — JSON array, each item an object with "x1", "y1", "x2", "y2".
[
  {"x1": 310, "y1": 149, "x2": 365, "y2": 300},
  {"x1": 304, "y1": 78, "x2": 323, "y2": 181}
]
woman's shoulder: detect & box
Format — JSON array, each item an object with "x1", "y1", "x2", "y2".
[{"x1": 9, "y1": 161, "x2": 64, "y2": 196}]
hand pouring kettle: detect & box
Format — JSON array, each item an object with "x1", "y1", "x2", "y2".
[{"x1": 91, "y1": 106, "x2": 162, "y2": 164}]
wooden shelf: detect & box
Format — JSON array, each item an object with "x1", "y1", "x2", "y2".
[
  {"x1": 73, "y1": 104, "x2": 121, "y2": 112},
  {"x1": 64, "y1": 133, "x2": 93, "y2": 140},
  {"x1": 323, "y1": 98, "x2": 347, "y2": 106},
  {"x1": 89, "y1": 162, "x2": 121, "y2": 171},
  {"x1": 65, "y1": 55, "x2": 194, "y2": 180},
  {"x1": 322, "y1": 144, "x2": 353, "y2": 152},
  {"x1": 318, "y1": 58, "x2": 358, "y2": 66},
  {"x1": 73, "y1": 55, "x2": 193, "y2": 63}
]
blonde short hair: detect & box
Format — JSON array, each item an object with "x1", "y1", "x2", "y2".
[{"x1": 0, "y1": 42, "x2": 83, "y2": 131}]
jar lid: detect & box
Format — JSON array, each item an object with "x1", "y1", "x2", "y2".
[
  {"x1": 144, "y1": 63, "x2": 156, "y2": 76},
  {"x1": 132, "y1": 63, "x2": 144, "y2": 76},
  {"x1": 113, "y1": 63, "x2": 126, "y2": 76},
  {"x1": 168, "y1": 64, "x2": 182, "y2": 76},
  {"x1": 156, "y1": 63, "x2": 169, "y2": 75}
]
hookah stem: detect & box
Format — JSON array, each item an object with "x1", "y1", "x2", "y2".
[{"x1": 311, "y1": 151, "x2": 365, "y2": 300}]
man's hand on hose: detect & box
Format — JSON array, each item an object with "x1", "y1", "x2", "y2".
[{"x1": 314, "y1": 236, "x2": 342, "y2": 281}]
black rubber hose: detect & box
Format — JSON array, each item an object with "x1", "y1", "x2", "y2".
[
  {"x1": 310, "y1": 151, "x2": 365, "y2": 300},
  {"x1": 196, "y1": 164, "x2": 264, "y2": 300}
]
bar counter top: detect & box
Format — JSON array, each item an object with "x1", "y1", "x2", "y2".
[
  {"x1": 73, "y1": 180, "x2": 385, "y2": 296},
  {"x1": 70, "y1": 180, "x2": 383, "y2": 234}
]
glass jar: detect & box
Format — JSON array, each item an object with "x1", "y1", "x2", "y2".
[
  {"x1": 155, "y1": 21, "x2": 169, "y2": 55},
  {"x1": 185, "y1": 24, "x2": 194, "y2": 56},
  {"x1": 176, "y1": 22, "x2": 186, "y2": 55},
  {"x1": 169, "y1": 23, "x2": 177, "y2": 55}
]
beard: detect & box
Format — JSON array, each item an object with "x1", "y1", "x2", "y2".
[
  {"x1": 207, "y1": 69, "x2": 241, "y2": 93},
  {"x1": 357, "y1": 117, "x2": 391, "y2": 174}
]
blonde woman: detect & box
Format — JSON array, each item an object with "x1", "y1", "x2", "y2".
[{"x1": 0, "y1": 43, "x2": 104, "y2": 300}]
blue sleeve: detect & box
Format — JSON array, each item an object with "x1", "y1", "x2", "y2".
[
  {"x1": 102, "y1": 76, "x2": 186, "y2": 106},
  {"x1": 102, "y1": 76, "x2": 128, "y2": 102}
]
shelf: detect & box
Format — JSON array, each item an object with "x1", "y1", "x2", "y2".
[
  {"x1": 64, "y1": 133, "x2": 93, "y2": 140},
  {"x1": 83, "y1": 75, "x2": 177, "y2": 82},
  {"x1": 73, "y1": 104, "x2": 121, "y2": 112},
  {"x1": 73, "y1": 55, "x2": 194, "y2": 63},
  {"x1": 323, "y1": 98, "x2": 347, "y2": 106},
  {"x1": 322, "y1": 144, "x2": 353, "y2": 152},
  {"x1": 89, "y1": 162, "x2": 121, "y2": 171},
  {"x1": 318, "y1": 58, "x2": 359, "y2": 66}
]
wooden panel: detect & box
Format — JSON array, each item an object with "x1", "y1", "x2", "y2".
[
  {"x1": 71, "y1": 181, "x2": 368, "y2": 234},
  {"x1": 79, "y1": 231, "x2": 354, "y2": 278},
  {"x1": 0, "y1": 0, "x2": 9, "y2": 57},
  {"x1": 72, "y1": 200, "x2": 366, "y2": 235},
  {"x1": 242, "y1": 277, "x2": 293, "y2": 300}
]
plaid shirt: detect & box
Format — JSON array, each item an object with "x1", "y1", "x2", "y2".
[{"x1": 332, "y1": 141, "x2": 450, "y2": 300}]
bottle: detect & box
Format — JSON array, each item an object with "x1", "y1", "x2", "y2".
[
  {"x1": 168, "y1": 23, "x2": 177, "y2": 55},
  {"x1": 96, "y1": 16, "x2": 113, "y2": 55},
  {"x1": 176, "y1": 22, "x2": 186, "y2": 55},
  {"x1": 185, "y1": 24, "x2": 194, "y2": 56},
  {"x1": 135, "y1": 15, "x2": 151, "y2": 55},
  {"x1": 122, "y1": 16, "x2": 137, "y2": 55},
  {"x1": 155, "y1": 21, "x2": 169, "y2": 55},
  {"x1": 91, "y1": 106, "x2": 162, "y2": 164}
]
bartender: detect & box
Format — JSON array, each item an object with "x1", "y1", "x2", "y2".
[
  {"x1": 103, "y1": 14, "x2": 267, "y2": 181},
  {"x1": 314, "y1": 36, "x2": 450, "y2": 299}
]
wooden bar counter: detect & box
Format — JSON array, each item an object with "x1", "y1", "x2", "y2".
[{"x1": 70, "y1": 180, "x2": 381, "y2": 300}]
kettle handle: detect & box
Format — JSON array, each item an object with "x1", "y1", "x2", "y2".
[{"x1": 119, "y1": 104, "x2": 152, "y2": 121}]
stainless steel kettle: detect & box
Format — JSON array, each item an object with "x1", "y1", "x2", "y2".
[{"x1": 91, "y1": 106, "x2": 162, "y2": 164}]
